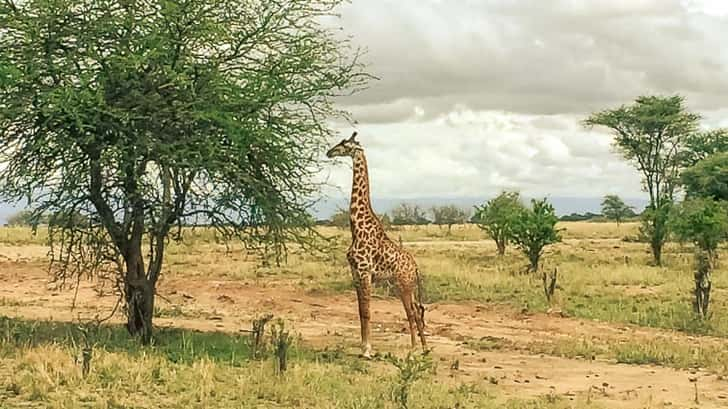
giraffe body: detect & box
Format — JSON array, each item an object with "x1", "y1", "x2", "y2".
[{"x1": 327, "y1": 132, "x2": 427, "y2": 357}]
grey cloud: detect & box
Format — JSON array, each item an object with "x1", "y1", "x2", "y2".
[{"x1": 334, "y1": 0, "x2": 728, "y2": 119}]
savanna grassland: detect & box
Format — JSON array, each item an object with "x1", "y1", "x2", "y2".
[{"x1": 1, "y1": 222, "x2": 728, "y2": 408}]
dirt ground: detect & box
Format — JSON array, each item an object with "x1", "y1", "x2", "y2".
[{"x1": 1, "y1": 251, "x2": 727, "y2": 409}]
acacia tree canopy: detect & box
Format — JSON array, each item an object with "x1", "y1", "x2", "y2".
[
  {"x1": 0, "y1": 0, "x2": 369, "y2": 342},
  {"x1": 584, "y1": 95, "x2": 700, "y2": 265}
]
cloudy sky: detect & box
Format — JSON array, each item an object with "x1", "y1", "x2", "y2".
[{"x1": 320, "y1": 0, "x2": 728, "y2": 203}]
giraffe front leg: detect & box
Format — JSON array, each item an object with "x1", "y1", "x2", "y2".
[{"x1": 354, "y1": 270, "x2": 373, "y2": 358}]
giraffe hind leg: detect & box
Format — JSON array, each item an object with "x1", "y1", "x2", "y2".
[
  {"x1": 400, "y1": 290, "x2": 418, "y2": 349},
  {"x1": 413, "y1": 294, "x2": 427, "y2": 350}
]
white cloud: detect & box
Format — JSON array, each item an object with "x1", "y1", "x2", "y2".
[{"x1": 323, "y1": 110, "x2": 645, "y2": 200}]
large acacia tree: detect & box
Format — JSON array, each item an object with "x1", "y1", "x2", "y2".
[
  {"x1": 584, "y1": 95, "x2": 700, "y2": 266},
  {"x1": 0, "y1": 0, "x2": 368, "y2": 342}
]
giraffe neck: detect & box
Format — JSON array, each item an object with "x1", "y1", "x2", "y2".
[{"x1": 350, "y1": 150, "x2": 378, "y2": 228}]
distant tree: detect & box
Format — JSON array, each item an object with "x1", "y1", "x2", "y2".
[
  {"x1": 584, "y1": 95, "x2": 700, "y2": 266},
  {"x1": 430, "y1": 205, "x2": 469, "y2": 233},
  {"x1": 670, "y1": 198, "x2": 728, "y2": 318},
  {"x1": 329, "y1": 208, "x2": 351, "y2": 229},
  {"x1": 48, "y1": 210, "x2": 90, "y2": 229},
  {"x1": 509, "y1": 198, "x2": 562, "y2": 273},
  {"x1": 601, "y1": 195, "x2": 635, "y2": 226},
  {"x1": 329, "y1": 208, "x2": 390, "y2": 230},
  {"x1": 559, "y1": 212, "x2": 602, "y2": 222},
  {"x1": 378, "y1": 213, "x2": 392, "y2": 230},
  {"x1": 681, "y1": 152, "x2": 728, "y2": 201},
  {"x1": 473, "y1": 192, "x2": 524, "y2": 256},
  {"x1": 0, "y1": 0, "x2": 368, "y2": 343},
  {"x1": 6, "y1": 210, "x2": 43, "y2": 227},
  {"x1": 390, "y1": 203, "x2": 430, "y2": 226}
]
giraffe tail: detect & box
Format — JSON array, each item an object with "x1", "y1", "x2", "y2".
[{"x1": 414, "y1": 268, "x2": 426, "y2": 327}]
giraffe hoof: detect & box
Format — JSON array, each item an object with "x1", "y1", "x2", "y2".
[{"x1": 362, "y1": 344, "x2": 373, "y2": 359}]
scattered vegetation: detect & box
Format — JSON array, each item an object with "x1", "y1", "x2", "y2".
[
  {"x1": 473, "y1": 191, "x2": 523, "y2": 255},
  {"x1": 430, "y1": 205, "x2": 469, "y2": 233},
  {"x1": 384, "y1": 352, "x2": 434, "y2": 409},
  {"x1": 509, "y1": 198, "x2": 562, "y2": 273},
  {"x1": 270, "y1": 319, "x2": 295, "y2": 375}
]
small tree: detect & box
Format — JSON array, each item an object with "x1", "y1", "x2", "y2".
[
  {"x1": 670, "y1": 198, "x2": 728, "y2": 318},
  {"x1": 329, "y1": 208, "x2": 351, "y2": 230},
  {"x1": 509, "y1": 198, "x2": 562, "y2": 273},
  {"x1": 584, "y1": 95, "x2": 700, "y2": 265},
  {"x1": 390, "y1": 203, "x2": 429, "y2": 226},
  {"x1": 601, "y1": 195, "x2": 635, "y2": 226},
  {"x1": 473, "y1": 192, "x2": 523, "y2": 255},
  {"x1": 430, "y1": 205, "x2": 468, "y2": 233}
]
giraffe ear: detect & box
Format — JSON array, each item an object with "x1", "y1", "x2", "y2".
[{"x1": 348, "y1": 131, "x2": 358, "y2": 142}]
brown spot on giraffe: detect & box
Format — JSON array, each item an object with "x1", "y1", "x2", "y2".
[{"x1": 326, "y1": 131, "x2": 427, "y2": 358}]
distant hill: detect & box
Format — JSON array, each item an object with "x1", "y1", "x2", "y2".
[
  {"x1": 312, "y1": 196, "x2": 649, "y2": 220},
  {"x1": 1, "y1": 196, "x2": 649, "y2": 225}
]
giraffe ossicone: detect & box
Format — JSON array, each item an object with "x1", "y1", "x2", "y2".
[{"x1": 327, "y1": 132, "x2": 428, "y2": 358}]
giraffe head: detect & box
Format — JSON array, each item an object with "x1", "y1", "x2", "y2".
[{"x1": 326, "y1": 132, "x2": 362, "y2": 158}]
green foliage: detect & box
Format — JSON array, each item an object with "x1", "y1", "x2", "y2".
[
  {"x1": 385, "y1": 351, "x2": 434, "y2": 409},
  {"x1": 0, "y1": 0, "x2": 368, "y2": 340},
  {"x1": 390, "y1": 203, "x2": 430, "y2": 226},
  {"x1": 430, "y1": 205, "x2": 469, "y2": 233},
  {"x1": 601, "y1": 195, "x2": 635, "y2": 225},
  {"x1": 670, "y1": 198, "x2": 728, "y2": 253},
  {"x1": 473, "y1": 191, "x2": 523, "y2": 255},
  {"x1": 509, "y1": 198, "x2": 562, "y2": 272},
  {"x1": 584, "y1": 95, "x2": 700, "y2": 265},
  {"x1": 683, "y1": 129, "x2": 728, "y2": 167},
  {"x1": 681, "y1": 152, "x2": 728, "y2": 201}
]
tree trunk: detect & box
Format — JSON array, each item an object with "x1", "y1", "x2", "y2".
[
  {"x1": 124, "y1": 245, "x2": 155, "y2": 344},
  {"x1": 496, "y1": 239, "x2": 506, "y2": 256},
  {"x1": 651, "y1": 238, "x2": 663, "y2": 267},
  {"x1": 694, "y1": 250, "x2": 712, "y2": 318},
  {"x1": 528, "y1": 252, "x2": 540, "y2": 273}
]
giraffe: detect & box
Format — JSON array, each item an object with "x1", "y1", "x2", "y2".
[{"x1": 327, "y1": 132, "x2": 427, "y2": 358}]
